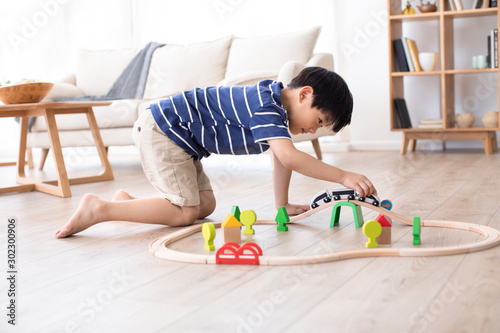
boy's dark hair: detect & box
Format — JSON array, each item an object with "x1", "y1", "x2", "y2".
[{"x1": 287, "y1": 67, "x2": 353, "y2": 132}]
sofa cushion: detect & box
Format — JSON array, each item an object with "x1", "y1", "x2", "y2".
[
  {"x1": 217, "y1": 71, "x2": 278, "y2": 86},
  {"x1": 143, "y1": 36, "x2": 232, "y2": 100},
  {"x1": 76, "y1": 48, "x2": 139, "y2": 96},
  {"x1": 27, "y1": 127, "x2": 135, "y2": 149},
  {"x1": 30, "y1": 99, "x2": 141, "y2": 132},
  {"x1": 43, "y1": 82, "x2": 85, "y2": 101},
  {"x1": 225, "y1": 26, "x2": 321, "y2": 79}
]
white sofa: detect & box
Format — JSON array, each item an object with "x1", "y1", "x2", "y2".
[{"x1": 29, "y1": 26, "x2": 335, "y2": 168}]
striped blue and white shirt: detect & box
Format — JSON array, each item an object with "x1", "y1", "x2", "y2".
[{"x1": 149, "y1": 80, "x2": 291, "y2": 160}]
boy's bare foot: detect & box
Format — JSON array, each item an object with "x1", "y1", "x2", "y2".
[
  {"x1": 55, "y1": 193, "x2": 105, "y2": 238},
  {"x1": 112, "y1": 189, "x2": 135, "y2": 201}
]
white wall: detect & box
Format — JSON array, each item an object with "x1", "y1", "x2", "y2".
[
  {"x1": 0, "y1": 0, "x2": 134, "y2": 157},
  {"x1": 334, "y1": 0, "x2": 498, "y2": 150},
  {"x1": 1, "y1": 0, "x2": 497, "y2": 158},
  {"x1": 131, "y1": 0, "x2": 336, "y2": 50},
  {"x1": 0, "y1": 0, "x2": 338, "y2": 157},
  {"x1": 333, "y1": 0, "x2": 400, "y2": 150}
]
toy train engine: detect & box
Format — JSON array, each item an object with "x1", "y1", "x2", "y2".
[
  {"x1": 331, "y1": 187, "x2": 356, "y2": 201},
  {"x1": 310, "y1": 189, "x2": 332, "y2": 209},
  {"x1": 355, "y1": 193, "x2": 380, "y2": 206}
]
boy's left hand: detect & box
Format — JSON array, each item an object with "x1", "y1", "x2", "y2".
[{"x1": 284, "y1": 203, "x2": 310, "y2": 216}]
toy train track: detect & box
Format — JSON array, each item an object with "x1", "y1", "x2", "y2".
[{"x1": 149, "y1": 199, "x2": 500, "y2": 265}]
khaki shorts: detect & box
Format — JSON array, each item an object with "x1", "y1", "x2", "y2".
[{"x1": 133, "y1": 110, "x2": 212, "y2": 206}]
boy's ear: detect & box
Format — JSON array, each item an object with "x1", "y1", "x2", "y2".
[{"x1": 298, "y1": 86, "x2": 314, "y2": 102}]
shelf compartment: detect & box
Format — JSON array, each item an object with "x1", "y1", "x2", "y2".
[
  {"x1": 390, "y1": 12, "x2": 441, "y2": 21},
  {"x1": 445, "y1": 68, "x2": 499, "y2": 74},
  {"x1": 443, "y1": 7, "x2": 498, "y2": 18},
  {"x1": 388, "y1": 0, "x2": 499, "y2": 154},
  {"x1": 391, "y1": 71, "x2": 441, "y2": 76},
  {"x1": 395, "y1": 127, "x2": 500, "y2": 132},
  {"x1": 399, "y1": 128, "x2": 498, "y2": 154}
]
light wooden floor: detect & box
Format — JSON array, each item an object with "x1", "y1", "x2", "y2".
[{"x1": 1, "y1": 144, "x2": 500, "y2": 333}]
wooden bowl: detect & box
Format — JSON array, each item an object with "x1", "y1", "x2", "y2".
[
  {"x1": 418, "y1": 4, "x2": 437, "y2": 12},
  {"x1": 0, "y1": 82, "x2": 54, "y2": 104}
]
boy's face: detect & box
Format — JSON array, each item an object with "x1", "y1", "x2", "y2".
[{"x1": 287, "y1": 87, "x2": 327, "y2": 135}]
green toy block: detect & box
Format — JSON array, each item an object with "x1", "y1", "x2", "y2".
[
  {"x1": 231, "y1": 205, "x2": 241, "y2": 221},
  {"x1": 413, "y1": 216, "x2": 421, "y2": 245},
  {"x1": 277, "y1": 225, "x2": 288, "y2": 231},
  {"x1": 276, "y1": 206, "x2": 289, "y2": 231},
  {"x1": 330, "y1": 201, "x2": 364, "y2": 228}
]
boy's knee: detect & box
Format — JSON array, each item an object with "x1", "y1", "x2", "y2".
[
  {"x1": 169, "y1": 192, "x2": 216, "y2": 227},
  {"x1": 199, "y1": 191, "x2": 216, "y2": 219},
  {"x1": 171, "y1": 206, "x2": 199, "y2": 227}
]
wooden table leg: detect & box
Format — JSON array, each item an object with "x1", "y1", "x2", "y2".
[
  {"x1": 1, "y1": 101, "x2": 115, "y2": 197},
  {"x1": 16, "y1": 116, "x2": 29, "y2": 179},
  {"x1": 11, "y1": 117, "x2": 35, "y2": 193},
  {"x1": 16, "y1": 111, "x2": 72, "y2": 197},
  {"x1": 409, "y1": 139, "x2": 417, "y2": 152},
  {"x1": 483, "y1": 132, "x2": 493, "y2": 155},
  {"x1": 43, "y1": 109, "x2": 72, "y2": 197},
  {"x1": 491, "y1": 132, "x2": 498, "y2": 152},
  {"x1": 311, "y1": 138, "x2": 322, "y2": 160},
  {"x1": 400, "y1": 133, "x2": 409, "y2": 154},
  {"x1": 0, "y1": 117, "x2": 36, "y2": 195},
  {"x1": 84, "y1": 107, "x2": 114, "y2": 182}
]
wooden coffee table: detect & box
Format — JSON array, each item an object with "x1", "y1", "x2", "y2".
[{"x1": 0, "y1": 101, "x2": 114, "y2": 197}]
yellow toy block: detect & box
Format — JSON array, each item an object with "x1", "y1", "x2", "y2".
[
  {"x1": 202, "y1": 222, "x2": 216, "y2": 251},
  {"x1": 240, "y1": 209, "x2": 257, "y2": 235},
  {"x1": 362, "y1": 220, "x2": 382, "y2": 248},
  {"x1": 222, "y1": 213, "x2": 242, "y2": 243}
]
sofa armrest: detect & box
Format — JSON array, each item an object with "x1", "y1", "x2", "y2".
[
  {"x1": 306, "y1": 53, "x2": 334, "y2": 70},
  {"x1": 277, "y1": 61, "x2": 307, "y2": 86},
  {"x1": 43, "y1": 82, "x2": 85, "y2": 101},
  {"x1": 275, "y1": 56, "x2": 337, "y2": 157},
  {"x1": 217, "y1": 71, "x2": 278, "y2": 86}
]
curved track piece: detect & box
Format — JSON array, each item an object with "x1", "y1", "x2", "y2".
[{"x1": 149, "y1": 200, "x2": 500, "y2": 266}]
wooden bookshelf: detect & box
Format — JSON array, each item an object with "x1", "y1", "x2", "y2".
[{"x1": 388, "y1": 0, "x2": 500, "y2": 154}]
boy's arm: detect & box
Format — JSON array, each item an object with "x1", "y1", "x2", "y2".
[
  {"x1": 268, "y1": 138, "x2": 377, "y2": 197},
  {"x1": 272, "y1": 151, "x2": 310, "y2": 215}
]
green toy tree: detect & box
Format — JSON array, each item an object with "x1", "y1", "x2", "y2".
[{"x1": 276, "y1": 206, "x2": 289, "y2": 231}]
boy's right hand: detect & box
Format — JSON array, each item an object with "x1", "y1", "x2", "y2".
[
  {"x1": 340, "y1": 171, "x2": 377, "y2": 198},
  {"x1": 283, "y1": 203, "x2": 310, "y2": 216}
]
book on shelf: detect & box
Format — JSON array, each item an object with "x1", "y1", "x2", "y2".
[
  {"x1": 454, "y1": 0, "x2": 464, "y2": 10},
  {"x1": 401, "y1": 38, "x2": 414, "y2": 72},
  {"x1": 418, "y1": 124, "x2": 443, "y2": 129},
  {"x1": 488, "y1": 28, "x2": 498, "y2": 68},
  {"x1": 406, "y1": 39, "x2": 422, "y2": 72},
  {"x1": 394, "y1": 98, "x2": 412, "y2": 129},
  {"x1": 393, "y1": 39, "x2": 409, "y2": 72},
  {"x1": 491, "y1": 0, "x2": 498, "y2": 7},
  {"x1": 472, "y1": 0, "x2": 488, "y2": 9},
  {"x1": 420, "y1": 119, "x2": 443, "y2": 124},
  {"x1": 418, "y1": 119, "x2": 443, "y2": 129},
  {"x1": 494, "y1": 29, "x2": 498, "y2": 68},
  {"x1": 392, "y1": 38, "x2": 422, "y2": 72},
  {"x1": 448, "y1": 0, "x2": 457, "y2": 10}
]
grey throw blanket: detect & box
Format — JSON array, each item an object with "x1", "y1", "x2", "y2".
[
  {"x1": 21, "y1": 42, "x2": 164, "y2": 131},
  {"x1": 55, "y1": 41, "x2": 165, "y2": 101}
]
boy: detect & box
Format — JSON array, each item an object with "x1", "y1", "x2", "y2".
[{"x1": 56, "y1": 67, "x2": 376, "y2": 238}]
